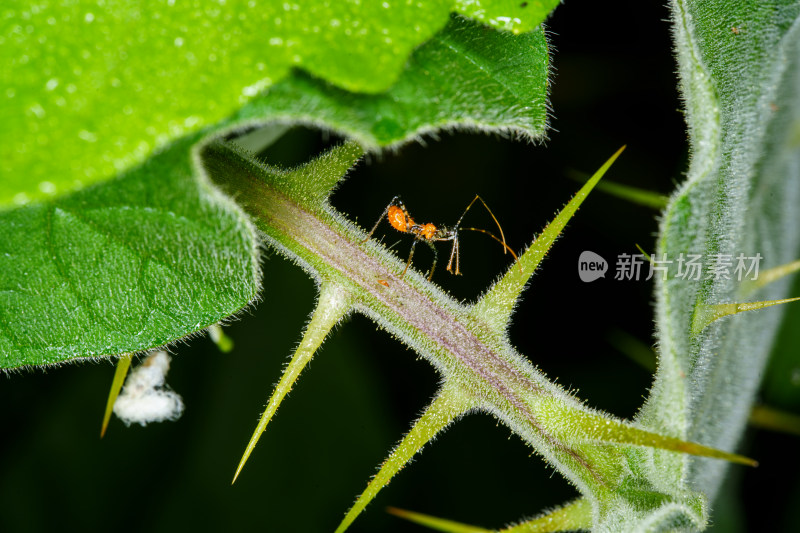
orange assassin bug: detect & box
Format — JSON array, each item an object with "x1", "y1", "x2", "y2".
[{"x1": 361, "y1": 195, "x2": 520, "y2": 280}]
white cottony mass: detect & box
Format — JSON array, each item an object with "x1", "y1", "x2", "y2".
[{"x1": 113, "y1": 351, "x2": 184, "y2": 426}]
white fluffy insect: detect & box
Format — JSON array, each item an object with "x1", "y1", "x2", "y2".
[{"x1": 113, "y1": 351, "x2": 184, "y2": 426}]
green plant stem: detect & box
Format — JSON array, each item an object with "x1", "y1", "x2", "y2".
[{"x1": 201, "y1": 139, "x2": 755, "y2": 530}]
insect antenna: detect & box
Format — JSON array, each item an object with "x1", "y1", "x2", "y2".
[
  {"x1": 458, "y1": 227, "x2": 521, "y2": 269},
  {"x1": 447, "y1": 195, "x2": 521, "y2": 275}
]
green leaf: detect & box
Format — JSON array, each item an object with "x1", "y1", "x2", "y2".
[
  {"x1": 0, "y1": 1, "x2": 551, "y2": 207},
  {"x1": 0, "y1": 133, "x2": 261, "y2": 369},
  {"x1": 233, "y1": 16, "x2": 550, "y2": 149},
  {"x1": 2, "y1": 15, "x2": 551, "y2": 369},
  {"x1": 636, "y1": 0, "x2": 800, "y2": 515},
  {"x1": 454, "y1": 0, "x2": 560, "y2": 33}
]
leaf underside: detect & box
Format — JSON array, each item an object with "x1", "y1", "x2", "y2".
[
  {"x1": 0, "y1": 16, "x2": 550, "y2": 370},
  {"x1": 638, "y1": 0, "x2": 800, "y2": 507}
]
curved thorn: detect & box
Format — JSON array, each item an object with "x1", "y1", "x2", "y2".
[
  {"x1": 500, "y1": 498, "x2": 592, "y2": 532},
  {"x1": 335, "y1": 385, "x2": 474, "y2": 533},
  {"x1": 750, "y1": 404, "x2": 800, "y2": 437},
  {"x1": 387, "y1": 507, "x2": 491, "y2": 533},
  {"x1": 739, "y1": 258, "x2": 800, "y2": 296},
  {"x1": 474, "y1": 146, "x2": 626, "y2": 329},
  {"x1": 208, "y1": 323, "x2": 234, "y2": 353},
  {"x1": 691, "y1": 297, "x2": 800, "y2": 336},
  {"x1": 100, "y1": 353, "x2": 133, "y2": 438},
  {"x1": 232, "y1": 284, "x2": 351, "y2": 484}
]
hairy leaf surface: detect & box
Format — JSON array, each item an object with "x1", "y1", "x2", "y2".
[
  {"x1": 0, "y1": 14, "x2": 551, "y2": 368},
  {"x1": 0, "y1": 133, "x2": 260, "y2": 368},
  {"x1": 0, "y1": 1, "x2": 549, "y2": 206},
  {"x1": 638, "y1": 0, "x2": 800, "y2": 514}
]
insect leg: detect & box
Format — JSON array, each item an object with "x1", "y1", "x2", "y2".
[
  {"x1": 401, "y1": 237, "x2": 419, "y2": 278},
  {"x1": 460, "y1": 227, "x2": 521, "y2": 272},
  {"x1": 361, "y1": 195, "x2": 402, "y2": 243},
  {"x1": 425, "y1": 240, "x2": 439, "y2": 280},
  {"x1": 446, "y1": 233, "x2": 460, "y2": 275}
]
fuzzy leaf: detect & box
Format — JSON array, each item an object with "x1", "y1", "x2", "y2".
[
  {"x1": 1, "y1": 15, "x2": 551, "y2": 368},
  {"x1": 0, "y1": 133, "x2": 261, "y2": 368},
  {"x1": 453, "y1": 0, "x2": 559, "y2": 33},
  {"x1": 637, "y1": 0, "x2": 800, "y2": 515},
  {"x1": 233, "y1": 16, "x2": 550, "y2": 149},
  {"x1": 0, "y1": 1, "x2": 551, "y2": 206}
]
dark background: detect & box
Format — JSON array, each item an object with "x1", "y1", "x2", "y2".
[{"x1": 3, "y1": 1, "x2": 799, "y2": 532}]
